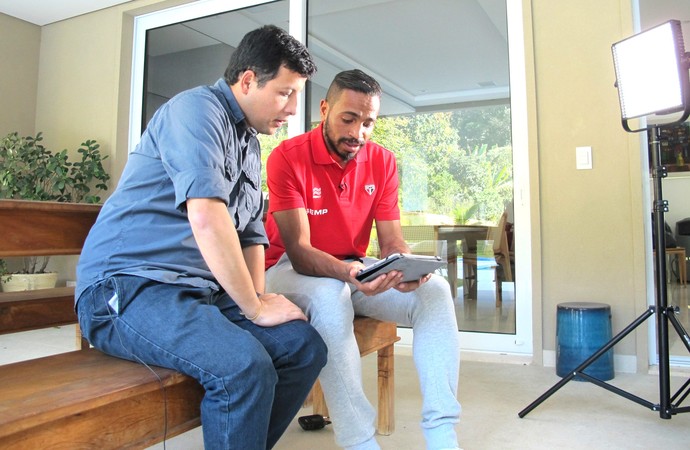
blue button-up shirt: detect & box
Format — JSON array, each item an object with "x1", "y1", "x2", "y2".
[{"x1": 76, "y1": 78, "x2": 267, "y2": 301}]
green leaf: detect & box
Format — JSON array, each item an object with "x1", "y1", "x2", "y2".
[{"x1": 0, "y1": 131, "x2": 110, "y2": 203}]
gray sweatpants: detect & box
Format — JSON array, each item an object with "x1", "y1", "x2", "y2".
[{"x1": 266, "y1": 254, "x2": 461, "y2": 450}]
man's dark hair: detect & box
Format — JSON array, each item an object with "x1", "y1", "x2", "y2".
[
  {"x1": 224, "y1": 25, "x2": 316, "y2": 87},
  {"x1": 325, "y1": 69, "x2": 383, "y2": 103}
]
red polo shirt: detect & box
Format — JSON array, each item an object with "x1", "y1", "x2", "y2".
[{"x1": 265, "y1": 123, "x2": 400, "y2": 268}]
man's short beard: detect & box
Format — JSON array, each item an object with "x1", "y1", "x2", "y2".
[{"x1": 323, "y1": 118, "x2": 361, "y2": 163}]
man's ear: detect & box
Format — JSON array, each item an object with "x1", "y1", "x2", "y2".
[
  {"x1": 238, "y1": 70, "x2": 256, "y2": 95},
  {"x1": 319, "y1": 99, "x2": 329, "y2": 121}
]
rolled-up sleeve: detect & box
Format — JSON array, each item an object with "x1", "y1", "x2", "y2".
[
  {"x1": 152, "y1": 89, "x2": 231, "y2": 211},
  {"x1": 242, "y1": 214, "x2": 269, "y2": 248},
  {"x1": 173, "y1": 167, "x2": 230, "y2": 210}
]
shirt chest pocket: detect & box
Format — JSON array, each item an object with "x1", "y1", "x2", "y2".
[
  {"x1": 224, "y1": 143, "x2": 261, "y2": 226},
  {"x1": 242, "y1": 149, "x2": 261, "y2": 190}
]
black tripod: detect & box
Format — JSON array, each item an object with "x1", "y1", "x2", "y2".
[{"x1": 519, "y1": 126, "x2": 690, "y2": 419}]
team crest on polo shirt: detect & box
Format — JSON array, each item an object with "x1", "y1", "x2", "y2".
[
  {"x1": 313, "y1": 187, "x2": 322, "y2": 199},
  {"x1": 364, "y1": 184, "x2": 375, "y2": 195}
]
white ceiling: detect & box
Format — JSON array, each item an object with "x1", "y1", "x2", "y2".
[
  {"x1": 0, "y1": 0, "x2": 687, "y2": 114},
  {"x1": 0, "y1": 0, "x2": 133, "y2": 26},
  {"x1": 0, "y1": 0, "x2": 686, "y2": 29}
]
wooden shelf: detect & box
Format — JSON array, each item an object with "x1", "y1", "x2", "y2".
[
  {"x1": 0, "y1": 200, "x2": 99, "y2": 333},
  {"x1": 0, "y1": 200, "x2": 100, "y2": 257},
  {"x1": 0, "y1": 287, "x2": 76, "y2": 334}
]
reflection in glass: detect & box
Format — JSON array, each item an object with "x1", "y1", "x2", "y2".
[
  {"x1": 139, "y1": 0, "x2": 516, "y2": 335},
  {"x1": 307, "y1": 0, "x2": 515, "y2": 334},
  {"x1": 142, "y1": 1, "x2": 289, "y2": 129}
]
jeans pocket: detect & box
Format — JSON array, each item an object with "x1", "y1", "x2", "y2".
[{"x1": 77, "y1": 278, "x2": 119, "y2": 342}]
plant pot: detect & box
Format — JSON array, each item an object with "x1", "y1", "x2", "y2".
[{"x1": 0, "y1": 272, "x2": 58, "y2": 292}]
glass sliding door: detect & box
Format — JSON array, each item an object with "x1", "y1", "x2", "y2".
[
  {"x1": 304, "y1": 0, "x2": 531, "y2": 353},
  {"x1": 129, "y1": 0, "x2": 533, "y2": 355},
  {"x1": 130, "y1": 0, "x2": 290, "y2": 146}
]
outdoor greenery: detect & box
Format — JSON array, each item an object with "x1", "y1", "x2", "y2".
[
  {"x1": 259, "y1": 104, "x2": 513, "y2": 225},
  {"x1": 0, "y1": 132, "x2": 110, "y2": 279}
]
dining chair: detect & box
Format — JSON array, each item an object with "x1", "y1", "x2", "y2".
[
  {"x1": 491, "y1": 211, "x2": 514, "y2": 304},
  {"x1": 463, "y1": 211, "x2": 514, "y2": 306}
]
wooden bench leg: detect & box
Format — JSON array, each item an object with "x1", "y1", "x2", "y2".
[
  {"x1": 309, "y1": 317, "x2": 398, "y2": 436},
  {"x1": 376, "y1": 342, "x2": 395, "y2": 435},
  {"x1": 309, "y1": 349, "x2": 394, "y2": 436},
  {"x1": 312, "y1": 379, "x2": 328, "y2": 418},
  {"x1": 75, "y1": 323, "x2": 90, "y2": 350}
]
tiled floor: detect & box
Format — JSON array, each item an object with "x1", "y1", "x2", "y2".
[
  {"x1": 454, "y1": 262, "x2": 516, "y2": 335},
  {"x1": 149, "y1": 346, "x2": 690, "y2": 449},
  {"x1": 3, "y1": 326, "x2": 690, "y2": 449},
  {"x1": 2, "y1": 261, "x2": 688, "y2": 449}
]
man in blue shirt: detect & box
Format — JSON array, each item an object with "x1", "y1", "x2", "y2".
[{"x1": 76, "y1": 25, "x2": 327, "y2": 450}]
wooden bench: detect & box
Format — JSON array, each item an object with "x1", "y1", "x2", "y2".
[
  {"x1": 0, "y1": 199, "x2": 400, "y2": 446},
  {"x1": 0, "y1": 199, "x2": 205, "y2": 448}
]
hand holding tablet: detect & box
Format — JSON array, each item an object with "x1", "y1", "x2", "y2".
[{"x1": 355, "y1": 253, "x2": 446, "y2": 283}]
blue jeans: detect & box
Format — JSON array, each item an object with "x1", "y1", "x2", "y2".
[{"x1": 77, "y1": 275, "x2": 327, "y2": 450}]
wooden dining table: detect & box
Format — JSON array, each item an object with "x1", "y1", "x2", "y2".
[{"x1": 434, "y1": 224, "x2": 489, "y2": 299}]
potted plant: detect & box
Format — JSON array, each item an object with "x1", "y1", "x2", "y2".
[
  {"x1": 0, "y1": 131, "x2": 110, "y2": 292},
  {"x1": 0, "y1": 259, "x2": 10, "y2": 284}
]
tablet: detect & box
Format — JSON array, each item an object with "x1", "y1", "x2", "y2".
[{"x1": 355, "y1": 253, "x2": 446, "y2": 283}]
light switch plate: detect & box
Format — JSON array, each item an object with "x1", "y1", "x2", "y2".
[{"x1": 576, "y1": 146, "x2": 592, "y2": 170}]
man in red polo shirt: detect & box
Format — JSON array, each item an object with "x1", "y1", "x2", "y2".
[{"x1": 265, "y1": 70, "x2": 461, "y2": 450}]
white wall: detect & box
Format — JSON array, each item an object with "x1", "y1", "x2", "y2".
[{"x1": 0, "y1": 13, "x2": 40, "y2": 136}]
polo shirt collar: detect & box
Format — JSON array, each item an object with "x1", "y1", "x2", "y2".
[{"x1": 311, "y1": 122, "x2": 369, "y2": 166}]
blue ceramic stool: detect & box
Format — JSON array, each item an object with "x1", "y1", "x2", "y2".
[{"x1": 556, "y1": 302, "x2": 614, "y2": 381}]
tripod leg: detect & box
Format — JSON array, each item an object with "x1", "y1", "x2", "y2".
[
  {"x1": 666, "y1": 307, "x2": 690, "y2": 354},
  {"x1": 663, "y1": 309, "x2": 690, "y2": 410},
  {"x1": 670, "y1": 377, "x2": 690, "y2": 408},
  {"x1": 518, "y1": 372, "x2": 577, "y2": 418},
  {"x1": 518, "y1": 306, "x2": 655, "y2": 418}
]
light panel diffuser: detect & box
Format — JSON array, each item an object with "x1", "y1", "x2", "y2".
[{"x1": 612, "y1": 20, "x2": 688, "y2": 123}]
